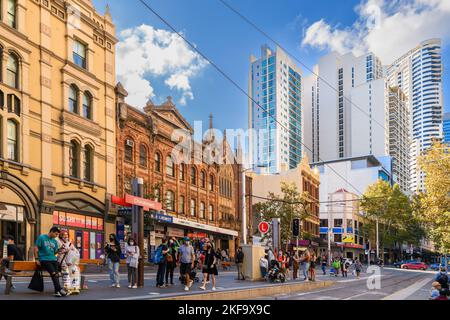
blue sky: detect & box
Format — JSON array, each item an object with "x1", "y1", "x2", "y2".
[{"x1": 93, "y1": 0, "x2": 449, "y2": 134}]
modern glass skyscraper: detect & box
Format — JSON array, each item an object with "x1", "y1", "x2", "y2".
[
  {"x1": 387, "y1": 39, "x2": 443, "y2": 192},
  {"x1": 444, "y1": 112, "x2": 450, "y2": 144},
  {"x1": 248, "y1": 45, "x2": 303, "y2": 174}
]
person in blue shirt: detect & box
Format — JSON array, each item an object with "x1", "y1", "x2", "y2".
[{"x1": 34, "y1": 227, "x2": 68, "y2": 297}]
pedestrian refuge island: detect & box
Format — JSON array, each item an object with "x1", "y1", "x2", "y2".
[{"x1": 241, "y1": 244, "x2": 266, "y2": 281}]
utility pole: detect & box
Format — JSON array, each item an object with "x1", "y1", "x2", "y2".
[
  {"x1": 132, "y1": 178, "x2": 145, "y2": 287},
  {"x1": 376, "y1": 216, "x2": 379, "y2": 262},
  {"x1": 327, "y1": 195, "x2": 332, "y2": 266},
  {"x1": 242, "y1": 168, "x2": 247, "y2": 245}
]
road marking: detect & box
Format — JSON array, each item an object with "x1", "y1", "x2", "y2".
[
  {"x1": 148, "y1": 292, "x2": 160, "y2": 295},
  {"x1": 342, "y1": 290, "x2": 387, "y2": 300},
  {"x1": 382, "y1": 277, "x2": 431, "y2": 300}
]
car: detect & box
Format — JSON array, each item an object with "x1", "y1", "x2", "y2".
[
  {"x1": 394, "y1": 260, "x2": 415, "y2": 268},
  {"x1": 430, "y1": 263, "x2": 442, "y2": 271},
  {"x1": 401, "y1": 261, "x2": 428, "y2": 270}
]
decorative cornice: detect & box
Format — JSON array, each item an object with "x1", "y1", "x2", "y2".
[{"x1": 60, "y1": 110, "x2": 102, "y2": 136}]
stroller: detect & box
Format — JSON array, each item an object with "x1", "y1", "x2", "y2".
[{"x1": 180, "y1": 260, "x2": 200, "y2": 284}]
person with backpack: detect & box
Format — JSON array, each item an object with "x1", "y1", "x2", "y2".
[
  {"x1": 0, "y1": 235, "x2": 24, "y2": 289},
  {"x1": 235, "y1": 247, "x2": 245, "y2": 280},
  {"x1": 154, "y1": 238, "x2": 169, "y2": 288},
  {"x1": 125, "y1": 237, "x2": 140, "y2": 289},
  {"x1": 165, "y1": 237, "x2": 179, "y2": 286},
  {"x1": 105, "y1": 233, "x2": 122, "y2": 288},
  {"x1": 178, "y1": 237, "x2": 195, "y2": 291},
  {"x1": 434, "y1": 266, "x2": 449, "y2": 290}
]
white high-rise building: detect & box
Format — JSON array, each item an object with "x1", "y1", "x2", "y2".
[
  {"x1": 248, "y1": 45, "x2": 303, "y2": 174},
  {"x1": 386, "y1": 39, "x2": 443, "y2": 192},
  {"x1": 303, "y1": 52, "x2": 388, "y2": 163}
]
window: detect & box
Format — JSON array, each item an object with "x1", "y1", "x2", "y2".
[
  {"x1": 0, "y1": 47, "x2": 3, "y2": 83},
  {"x1": 6, "y1": 120, "x2": 18, "y2": 161},
  {"x1": 334, "y1": 234, "x2": 342, "y2": 243},
  {"x1": 209, "y1": 205, "x2": 214, "y2": 221},
  {"x1": 166, "y1": 191, "x2": 175, "y2": 211},
  {"x1": 334, "y1": 219, "x2": 343, "y2": 227},
  {"x1": 124, "y1": 139, "x2": 133, "y2": 162},
  {"x1": 200, "y1": 202, "x2": 206, "y2": 219},
  {"x1": 154, "y1": 153, "x2": 161, "y2": 172},
  {"x1": 6, "y1": 53, "x2": 18, "y2": 89},
  {"x1": 200, "y1": 171, "x2": 206, "y2": 188},
  {"x1": 69, "y1": 140, "x2": 80, "y2": 178},
  {"x1": 179, "y1": 196, "x2": 185, "y2": 214},
  {"x1": 209, "y1": 175, "x2": 214, "y2": 191},
  {"x1": 139, "y1": 145, "x2": 147, "y2": 167},
  {"x1": 82, "y1": 92, "x2": 92, "y2": 119},
  {"x1": 180, "y1": 164, "x2": 185, "y2": 181},
  {"x1": 68, "y1": 85, "x2": 79, "y2": 113},
  {"x1": 7, "y1": 94, "x2": 20, "y2": 116},
  {"x1": 0, "y1": 90, "x2": 4, "y2": 109},
  {"x1": 166, "y1": 156, "x2": 175, "y2": 177},
  {"x1": 7, "y1": 0, "x2": 17, "y2": 29},
  {"x1": 73, "y1": 40, "x2": 86, "y2": 69},
  {"x1": 154, "y1": 188, "x2": 161, "y2": 202},
  {"x1": 190, "y1": 199, "x2": 196, "y2": 217},
  {"x1": 84, "y1": 145, "x2": 93, "y2": 181},
  {"x1": 190, "y1": 167, "x2": 197, "y2": 185}
]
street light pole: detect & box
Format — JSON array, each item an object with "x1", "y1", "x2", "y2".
[
  {"x1": 376, "y1": 216, "x2": 379, "y2": 262},
  {"x1": 132, "y1": 177, "x2": 145, "y2": 288},
  {"x1": 242, "y1": 168, "x2": 247, "y2": 245},
  {"x1": 327, "y1": 195, "x2": 332, "y2": 266}
]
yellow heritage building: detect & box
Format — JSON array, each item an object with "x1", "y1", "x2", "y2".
[{"x1": 0, "y1": 0, "x2": 117, "y2": 258}]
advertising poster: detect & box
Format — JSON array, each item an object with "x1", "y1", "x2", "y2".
[
  {"x1": 69, "y1": 229, "x2": 75, "y2": 245},
  {"x1": 96, "y1": 233, "x2": 103, "y2": 259},
  {"x1": 90, "y1": 232, "x2": 96, "y2": 259},
  {"x1": 116, "y1": 221, "x2": 125, "y2": 259},
  {"x1": 86, "y1": 216, "x2": 92, "y2": 229},
  {"x1": 83, "y1": 231, "x2": 89, "y2": 259},
  {"x1": 75, "y1": 230, "x2": 83, "y2": 256},
  {"x1": 143, "y1": 237, "x2": 148, "y2": 261},
  {"x1": 97, "y1": 218, "x2": 104, "y2": 231}
]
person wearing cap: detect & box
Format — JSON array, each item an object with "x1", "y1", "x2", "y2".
[{"x1": 178, "y1": 237, "x2": 195, "y2": 291}]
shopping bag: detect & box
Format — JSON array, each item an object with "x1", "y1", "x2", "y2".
[{"x1": 28, "y1": 270, "x2": 44, "y2": 292}]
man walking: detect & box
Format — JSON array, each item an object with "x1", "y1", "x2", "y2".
[
  {"x1": 0, "y1": 235, "x2": 24, "y2": 288},
  {"x1": 34, "y1": 227, "x2": 68, "y2": 297},
  {"x1": 155, "y1": 238, "x2": 169, "y2": 288},
  {"x1": 235, "y1": 247, "x2": 245, "y2": 280},
  {"x1": 178, "y1": 237, "x2": 195, "y2": 291}
]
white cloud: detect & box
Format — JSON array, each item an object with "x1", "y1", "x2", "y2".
[
  {"x1": 116, "y1": 24, "x2": 208, "y2": 107},
  {"x1": 302, "y1": 0, "x2": 450, "y2": 64}
]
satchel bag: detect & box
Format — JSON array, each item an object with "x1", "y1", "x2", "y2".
[{"x1": 28, "y1": 269, "x2": 44, "y2": 292}]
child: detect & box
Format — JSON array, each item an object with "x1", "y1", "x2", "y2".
[{"x1": 430, "y1": 281, "x2": 442, "y2": 300}]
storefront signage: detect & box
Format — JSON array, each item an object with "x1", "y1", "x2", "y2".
[
  {"x1": 319, "y1": 227, "x2": 329, "y2": 234},
  {"x1": 343, "y1": 235, "x2": 355, "y2": 243},
  {"x1": 124, "y1": 194, "x2": 162, "y2": 211},
  {"x1": 258, "y1": 221, "x2": 270, "y2": 234},
  {"x1": 332, "y1": 228, "x2": 344, "y2": 234},
  {"x1": 167, "y1": 227, "x2": 184, "y2": 238},
  {"x1": 151, "y1": 212, "x2": 173, "y2": 224},
  {"x1": 172, "y1": 217, "x2": 238, "y2": 237},
  {"x1": 336, "y1": 242, "x2": 364, "y2": 249},
  {"x1": 188, "y1": 232, "x2": 208, "y2": 239}
]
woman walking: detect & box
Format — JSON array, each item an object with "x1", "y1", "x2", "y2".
[
  {"x1": 309, "y1": 250, "x2": 316, "y2": 281},
  {"x1": 125, "y1": 237, "x2": 139, "y2": 289},
  {"x1": 354, "y1": 258, "x2": 362, "y2": 279},
  {"x1": 105, "y1": 233, "x2": 122, "y2": 288},
  {"x1": 293, "y1": 251, "x2": 300, "y2": 280},
  {"x1": 165, "y1": 237, "x2": 179, "y2": 286},
  {"x1": 321, "y1": 255, "x2": 327, "y2": 275},
  {"x1": 284, "y1": 252, "x2": 291, "y2": 280},
  {"x1": 199, "y1": 241, "x2": 218, "y2": 291},
  {"x1": 57, "y1": 231, "x2": 81, "y2": 294}
]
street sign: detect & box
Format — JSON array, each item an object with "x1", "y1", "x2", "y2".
[
  {"x1": 125, "y1": 194, "x2": 162, "y2": 211},
  {"x1": 292, "y1": 219, "x2": 300, "y2": 237},
  {"x1": 258, "y1": 221, "x2": 270, "y2": 234}
]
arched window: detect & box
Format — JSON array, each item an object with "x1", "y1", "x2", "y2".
[
  {"x1": 82, "y1": 92, "x2": 92, "y2": 119},
  {"x1": 69, "y1": 140, "x2": 80, "y2": 178},
  {"x1": 0, "y1": 47, "x2": 3, "y2": 83},
  {"x1": 190, "y1": 199, "x2": 196, "y2": 217},
  {"x1": 166, "y1": 156, "x2": 174, "y2": 177},
  {"x1": 180, "y1": 163, "x2": 185, "y2": 181},
  {"x1": 200, "y1": 171, "x2": 206, "y2": 188},
  {"x1": 154, "y1": 188, "x2": 161, "y2": 202},
  {"x1": 209, "y1": 205, "x2": 214, "y2": 221},
  {"x1": 7, "y1": 120, "x2": 18, "y2": 161},
  {"x1": 139, "y1": 144, "x2": 147, "y2": 167},
  {"x1": 179, "y1": 196, "x2": 185, "y2": 214},
  {"x1": 190, "y1": 166, "x2": 197, "y2": 185},
  {"x1": 155, "y1": 152, "x2": 161, "y2": 172},
  {"x1": 124, "y1": 138, "x2": 134, "y2": 162},
  {"x1": 209, "y1": 174, "x2": 214, "y2": 191},
  {"x1": 166, "y1": 190, "x2": 175, "y2": 211},
  {"x1": 0, "y1": 90, "x2": 4, "y2": 109},
  {"x1": 6, "y1": 53, "x2": 18, "y2": 89},
  {"x1": 69, "y1": 85, "x2": 79, "y2": 114},
  {"x1": 7, "y1": 0, "x2": 17, "y2": 29},
  {"x1": 200, "y1": 202, "x2": 206, "y2": 219},
  {"x1": 84, "y1": 145, "x2": 93, "y2": 182},
  {"x1": 7, "y1": 94, "x2": 20, "y2": 116}
]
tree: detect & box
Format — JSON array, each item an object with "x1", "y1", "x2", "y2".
[
  {"x1": 253, "y1": 182, "x2": 312, "y2": 251},
  {"x1": 360, "y1": 180, "x2": 423, "y2": 260},
  {"x1": 417, "y1": 140, "x2": 450, "y2": 253}
]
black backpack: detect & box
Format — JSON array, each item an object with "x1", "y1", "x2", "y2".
[{"x1": 437, "y1": 273, "x2": 449, "y2": 288}]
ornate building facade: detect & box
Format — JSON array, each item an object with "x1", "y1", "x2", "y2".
[
  {"x1": 115, "y1": 85, "x2": 244, "y2": 258},
  {"x1": 0, "y1": 0, "x2": 117, "y2": 259}
]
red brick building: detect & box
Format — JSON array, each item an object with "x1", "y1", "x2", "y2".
[{"x1": 114, "y1": 83, "x2": 246, "y2": 258}]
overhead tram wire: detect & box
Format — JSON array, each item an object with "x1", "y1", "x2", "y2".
[
  {"x1": 249, "y1": 194, "x2": 389, "y2": 205},
  {"x1": 136, "y1": 0, "x2": 368, "y2": 196},
  {"x1": 217, "y1": 0, "x2": 388, "y2": 133}
]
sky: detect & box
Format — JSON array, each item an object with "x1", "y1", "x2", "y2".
[{"x1": 93, "y1": 0, "x2": 450, "y2": 136}]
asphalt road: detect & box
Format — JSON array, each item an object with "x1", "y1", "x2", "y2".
[{"x1": 254, "y1": 267, "x2": 436, "y2": 300}]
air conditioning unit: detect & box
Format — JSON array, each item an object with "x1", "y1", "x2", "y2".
[{"x1": 126, "y1": 139, "x2": 134, "y2": 147}]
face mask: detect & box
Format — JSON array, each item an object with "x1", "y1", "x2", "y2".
[{"x1": 130, "y1": 242, "x2": 134, "y2": 246}]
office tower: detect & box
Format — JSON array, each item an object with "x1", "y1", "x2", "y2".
[
  {"x1": 387, "y1": 39, "x2": 443, "y2": 192},
  {"x1": 303, "y1": 52, "x2": 388, "y2": 163},
  {"x1": 444, "y1": 112, "x2": 450, "y2": 144},
  {"x1": 248, "y1": 45, "x2": 303, "y2": 174},
  {"x1": 388, "y1": 87, "x2": 411, "y2": 193}
]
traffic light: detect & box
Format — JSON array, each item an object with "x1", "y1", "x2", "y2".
[
  {"x1": 365, "y1": 241, "x2": 370, "y2": 250},
  {"x1": 292, "y1": 218, "x2": 300, "y2": 237}
]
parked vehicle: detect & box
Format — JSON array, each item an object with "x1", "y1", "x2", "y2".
[
  {"x1": 394, "y1": 260, "x2": 415, "y2": 268},
  {"x1": 401, "y1": 261, "x2": 428, "y2": 270}
]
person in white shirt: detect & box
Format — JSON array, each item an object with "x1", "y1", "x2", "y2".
[
  {"x1": 125, "y1": 237, "x2": 140, "y2": 289},
  {"x1": 260, "y1": 255, "x2": 269, "y2": 280}
]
